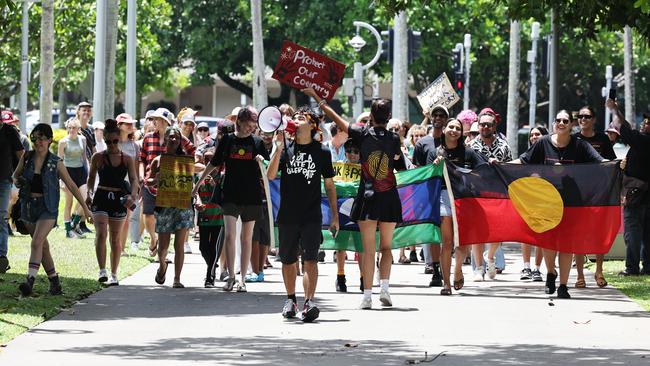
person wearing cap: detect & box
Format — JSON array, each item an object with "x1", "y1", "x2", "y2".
[
  {"x1": 114, "y1": 113, "x2": 141, "y2": 253},
  {"x1": 0, "y1": 111, "x2": 26, "y2": 273},
  {"x1": 465, "y1": 122, "x2": 480, "y2": 145},
  {"x1": 267, "y1": 105, "x2": 338, "y2": 322},
  {"x1": 225, "y1": 107, "x2": 242, "y2": 123},
  {"x1": 93, "y1": 121, "x2": 106, "y2": 153},
  {"x1": 178, "y1": 107, "x2": 198, "y2": 145},
  {"x1": 196, "y1": 122, "x2": 211, "y2": 147},
  {"x1": 572, "y1": 105, "x2": 617, "y2": 289},
  {"x1": 414, "y1": 104, "x2": 448, "y2": 287},
  {"x1": 74, "y1": 102, "x2": 97, "y2": 161},
  {"x1": 607, "y1": 101, "x2": 650, "y2": 277},
  {"x1": 606, "y1": 126, "x2": 621, "y2": 144},
  {"x1": 468, "y1": 108, "x2": 512, "y2": 282},
  {"x1": 139, "y1": 108, "x2": 196, "y2": 257}
]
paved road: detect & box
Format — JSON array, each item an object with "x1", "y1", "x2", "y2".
[{"x1": 3, "y1": 244, "x2": 650, "y2": 365}]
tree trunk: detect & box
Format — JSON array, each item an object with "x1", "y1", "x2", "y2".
[
  {"x1": 58, "y1": 85, "x2": 67, "y2": 128},
  {"x1": 506, "y1": 20, "x2": 520, "y2": 157},
  {"x1": 103, "y1": 0, "x2": 119, "y2": 119},
  {"x1": 250, "y1": 0, "x2": 268, "y2": 110},
  {"x1": 39, "y1": 0, "x2": 55, "y2": 124}
]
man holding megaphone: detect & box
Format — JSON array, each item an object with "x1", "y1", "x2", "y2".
[{"x1": 267, "y1": 106, "x2": 339, "y2": 323}]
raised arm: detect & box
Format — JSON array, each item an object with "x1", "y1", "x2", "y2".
[{"x1": 302, "y1": 87, "x2": 350, "y2": 134}]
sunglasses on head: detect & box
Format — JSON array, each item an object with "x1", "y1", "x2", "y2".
[
  {"x1": 555, "y1": 118, "x2": 571, "y2": 124},
  {"x1": 105, "y1": 138, "x2": 119, "y2": 145},
  {"x1": 577, "y1": 114, "x2": 593, "y2": 120}
]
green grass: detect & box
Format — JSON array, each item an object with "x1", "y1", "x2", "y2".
[
  {"x1": 0, "y1": 203, "x2": 154, "y2": 345},
  {"x1": 586, "y1": 260, "x2": 650, "y2": 311}
]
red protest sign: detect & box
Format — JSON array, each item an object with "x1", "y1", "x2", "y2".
[{"x1": 272, "y1": 40, "x2": 346, "y2": 101}]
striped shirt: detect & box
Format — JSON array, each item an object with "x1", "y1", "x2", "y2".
[{"x1": 198, "y1": 182, "x2": 223, "y2": 226}]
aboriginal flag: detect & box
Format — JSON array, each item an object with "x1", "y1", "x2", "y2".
[{"x1": 446, "y1": 161, "x2": 622, "y2": 254}]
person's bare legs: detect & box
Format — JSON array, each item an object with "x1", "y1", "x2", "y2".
[
  {"x1": 27, "y1": 219, "x2": 56, "y2": 271},
  {"x1": 108, "y1": 219, "x2": 124, "y2": 275},
  {"x1": 522, "y1": 243, "x2": 532, "y2": 265},
  {"x1": 336, "y1": 251, "x2": 346, "y2": 274},
  {"x1": 472, "y1": 243, "x2": 484, "y2": 269},
  {"x1": 575, "y1": 254, "x2": 585, "y2": 285},
  {"x1": 558, "y1": 252, "x2": 572, "y2": 286},
  {"x1": 251, "y1": 240, "x2": 261, "y2": 275},
  {"x1": 94, "y1": 215, "x2": 109, "y2": 270},
  {"x1": 303, "y1": 260, "x2": 318, "y2": 299},
  {"x1": 157, "y1": 232, "x2": 172, "y2": 282},
  {"x1": 378, "y1": 222, "x2": 396, "y2": 281},
  {"x1": 63, "y1": 187, "x2": 73, "y2": 223},
  {"x1": 238, "y1": 220, "x2": 255, "y2": 284},
  {"x1": 173, "y1": 228, "x2": 187, "y2": 284},
  {"x1": 144, "y1": 214, "x2": 157, "y2": 253},
  {"x1": 439, "y1": 216, "x2": 453, "y2": 292},
  {"x1": 120, "y1": 210, "x2": 132, "y2": 252},
  {"x1": 283, "y1": 260, "x2": 297, "y2": 295},
  {"x1": 359, "y1": 220, "x2": 377, "y2": 290},
  {"x1": 222, "y1": 215, "x2": 238, "y2": 281},
  {"x1": 453, "y1": 245, "x2": 466, "y2": 284}
]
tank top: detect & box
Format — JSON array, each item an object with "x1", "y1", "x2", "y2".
[
  {"x1": 63, "y1": 136, "x2": 84, "y2": 168},
  {"x1": 98, "y1": 152, "x2": 128, "y2": 189}
]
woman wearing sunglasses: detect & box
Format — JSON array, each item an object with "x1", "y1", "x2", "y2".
[
  {"x1": 86, "y1": 119, "x2": 139, "y2": 286},
  {"x1": 13, "y1": 123, "x2": 93, "y2": 296},
  {"x1": 515, "y1": 110, "x2": 605, "y2": 299}
]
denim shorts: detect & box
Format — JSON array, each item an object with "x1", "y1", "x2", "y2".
[
  {"x1": 21, "y1": 196, "x2": 58, "y2": 224},
  {"x1": 440, "y1": 189, "x2": 452, "y2": 217}
]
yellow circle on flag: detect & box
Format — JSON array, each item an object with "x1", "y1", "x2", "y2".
[{"x1": 508, "y1": 177, "x2": 563, "y2": 233}]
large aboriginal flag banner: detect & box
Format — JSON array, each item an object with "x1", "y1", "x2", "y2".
[
  {"x1": 445, "y1": 161, "x2": 622, "y2": 254},
  {"x1": 269, "y1": 164, "x2": 444, "y2": 252}
]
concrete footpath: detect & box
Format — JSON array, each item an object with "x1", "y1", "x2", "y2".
[{"x1": 2, "y1": 243, "x2": 650, "y2": 365}]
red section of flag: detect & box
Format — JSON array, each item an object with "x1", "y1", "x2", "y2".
[
  {"x1": 272, "y1": 40, "x2": 346, "y2": 101},
  {"x1": 455, "y1": 197, "x2": 621, "y2": 254}
]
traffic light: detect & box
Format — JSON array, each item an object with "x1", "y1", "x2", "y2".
[
  {"x1": 408, "y1": 30, "x2": 422, "y2": 64},
  {"x1": 381, "y1": 29, "x2": 394, "y2": 64},
  {"x1": 452, "y1": 47, "x2": 463, "y2": 74},
  {"x1": 455, "y1": 73, "x2": 464, "y2": 97}
]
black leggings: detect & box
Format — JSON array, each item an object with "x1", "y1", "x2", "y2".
[{"x1": 199, "y1": 225, "x2": 223, "y2": 278}]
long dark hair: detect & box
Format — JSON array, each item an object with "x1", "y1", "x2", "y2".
[
  {"x1": 438, "y1": 118, "x2": 464, "y2": 153},
  {"x1": 528, "y1": 125, "x2": 549, "y2": 146}
]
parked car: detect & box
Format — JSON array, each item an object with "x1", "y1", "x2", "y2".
[{"x1": 25, "y1": 108, "x2": 77, "y2": 132}]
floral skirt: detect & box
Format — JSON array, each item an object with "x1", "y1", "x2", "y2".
[{"x1": 154, "y1": 207, "x2": 194, "y2": 233}]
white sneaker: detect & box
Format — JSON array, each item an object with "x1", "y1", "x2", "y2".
[
  {"x1": 359, "y1": 297, "x2": 372, "y2": 310},
  {"x1": 236, "y1": 281, "x2": 247, "y2": 293},
  {"x1": 107, "y1": 274, "x2": 119, "y2": 286},
  {"x1": 184, "y1": 243, "x2": 192, "y2": 254},
  {"x1": 473, "y1": 266, "x2": 485, "y2": 282},
  {"x1": 487, "y1": 261, "x2": 497, "y2": 280},
  {"x1": 130, "y1": 241, "x2": 140, "y2": 252},
  {"x1": 379, "y1": 289, "x2": 392, "y2": 307},
  {"x1": 98, "y1": 269, "x2": 108, "y2": 283}
]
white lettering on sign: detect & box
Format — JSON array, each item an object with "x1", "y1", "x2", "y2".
[
  {"x1": 292, "y1": 76, "x2": 330, "y2": 99},
  {"x1": 298, "y1": 66, "x2": 319, "y2": 79},
  {"x1": 293, "y1": 50, "x2": 326, "y2": 69}
]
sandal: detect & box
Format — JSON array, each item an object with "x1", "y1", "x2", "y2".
[
  {"x1": 453, "y1": 275, "x2": 465, "y2": 290},
  {"x1": 594, "y1": 273, "x2": 608, "y2": 288},
  {"x1": 172, "y1": 282, "x2": 184, "y2": 288},
  {"x1": 398, "y1": 255, "x2": 411, "y2": 264},
  {"x1": 575, "y1": 278, "x2": 587, "y2": 288},
  {"x1": 155, "y1": 262, "x2": 167, "y2": 285},
  {"x1": 440, "y1": 287, "x2": 452, "y2": 296}
]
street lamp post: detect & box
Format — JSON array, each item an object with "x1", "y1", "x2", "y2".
[
  {"x1": 20, "y1": 0, "x2": 31, "y2": 132},
  {"x1": 349, "y1": 21, "x2": 382, "y2": 119},
  {"x1": 125, "y1": 0, "x2": 137, "y2": 117},
  {"x1": 463, "y1": 34, "x2": 471, "y2": 110},
  {"x1": 604, "y1": 65, "x2": 613, "y2": 127},
  {"x1": 527, "y1": 22, "x2": 540, "y2": 126}
]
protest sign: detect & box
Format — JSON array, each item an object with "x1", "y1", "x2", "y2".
[
  {"x1": 156, "y1": 155, "x2": 195, "y2": 209},
  {"x1": 333, "y1": 162, "x2": 362, "y2": 183},
  {"x1": 417, "y1": 73, "x2": 460, "y2": 114},
  {"x1": 272, "y1": 40, "x2": 346, "y2": 100}
]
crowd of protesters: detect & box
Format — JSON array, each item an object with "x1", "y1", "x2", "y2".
[{"x1": 0, "y1": 91, "x2": 648, "y2": 322}]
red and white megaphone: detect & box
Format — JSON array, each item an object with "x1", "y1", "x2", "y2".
[{"x1": 258, "y1": 105, "x2": 297, "y2": 134}]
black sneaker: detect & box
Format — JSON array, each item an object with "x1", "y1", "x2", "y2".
[
  {"x1": 204, "y1": 276, "x2": 215, "y2": 288},
  {"x1": 424, "y1": 264, "x2": 434, "y2": 275},
  {"x1": 301, "y1": 300, "x2": 320, "y2": 323},
  {"x1": 409, "y1": 250, "x2": 418, "y2": 263},
  {"x1": 557, "y1": 284, "x2": 571, "y2": 299},
  {"x1": 531, "y1": 269, "x2": 543, "y2": 282},
  {"x1": 317, "y1": 251, "x2": 326, "y2": 263},
  {"x1": 19, "y1": 276, "x2": 35, "y2": 296},
  {"x1": 0, "y1": 256, "x2": 9, "y2": 274},
  {"x1": 79, "y1": 222, "x2": 93, "y2": 234},
  {"x1": 48, "y1": 275, "x2": 63, "y2": 295},
  {"x1": 618, "y1": 270, "x2": 640, "y2": 276},
  {"x1": 335, "y1": 275, "x2": 347, "y2": 292},
  {"x1": 545, "y1": 271, "x2": 558, "y2": 294},
  {"x1": 429, "y1": 271, "x2": 443, "y2": 287},
  {"x1": 520, "y1": 268, "x2": 532, "y2": 280}
]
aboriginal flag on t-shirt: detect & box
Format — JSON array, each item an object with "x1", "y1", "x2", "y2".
[{"x1": 446, "y1": 161, "x2": 622, "y2": 254}]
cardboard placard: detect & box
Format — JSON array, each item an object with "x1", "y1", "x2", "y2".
[
  {"x1": 417, "y1": 73, "x2": 461, "y2": 114},
  {"x1": 333, "y1": 162, "x2": 362, "y2": 183},
  {"x1": 272, "y1": 40, "x2": 346, "y2": 100},
  {"x1": 156, "y1": 155, "x2": 195, "y2": 209}
]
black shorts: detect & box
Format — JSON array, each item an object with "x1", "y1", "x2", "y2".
[
  {"x1": 252, "y1": 207, "x2": 270, "y2": 245},
  {"x1": 350, "y1": 189, "x2": 403, "y2": 223},
  {"x1": 66, "y1": 166, "x2": 88, "y2": 188},
  {"x1": 91, "y1": 189, "x2": 127, "y2": 219},
  {"x1": 221, "y1": 203, "x2": 262, "y2": 222},
  {"x1": 278, "y1": 222, "x2": 322, "y2": 264},
  {"x1": 142, "y1": 187, "x2": 156, "y2": 215}
]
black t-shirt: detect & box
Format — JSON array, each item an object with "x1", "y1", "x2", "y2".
[
  {"x1": 413, "y1": 134, "x2": 441, "y2": 167},
  {"x1": 80, "y1": 125, "x2": 96, "y2": 161},
  {"x1": 210, "y1": 133, "x2": 270, "y2": 205},
  {"x1": 0, "y1": 124, "x2": 25, "y2": 180},
  {"x1": 574, "y1": 132, "x2": 617, "y2": 160},
  {"x1": 348, "y1": 125, "x2": 402, "y2": 193},
  {"x1": 620, "y1": 122, "x2": 650, "y2": 182},
  {"x1": 427, "y1": 143, "x2": 487, "y2": 189},
  {"x1": 519, "y1": 135, "x2": 604, "y2": 165},
  {"x1": 278, "y1": 141, "x2": 334, "y2": 224}
]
